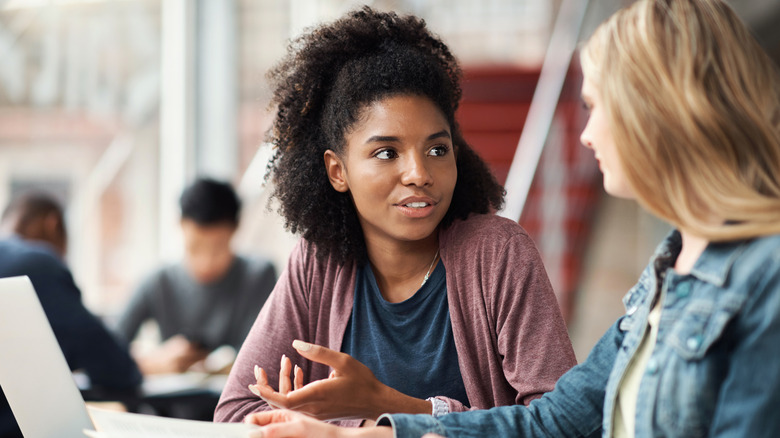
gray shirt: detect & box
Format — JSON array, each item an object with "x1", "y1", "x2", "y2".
[{"x1": 116, "y1": 255, "x2": 276, "y2": 351}]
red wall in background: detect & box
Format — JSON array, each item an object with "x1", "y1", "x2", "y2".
[
  {"x1": 457, "y1": 65, "x2": 582, "y2": 185},
  {"x1": 456, "y1": 65, "x2": 600, "y2": 322},
  {"x1": 457, "y1": 67, "x2": 538, "y2": 185}
]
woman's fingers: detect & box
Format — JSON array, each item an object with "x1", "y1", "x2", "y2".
[
  {"x1": 249, "y1": 366, "x2": 272, "y2": 398},
  {"x1": 254, "y1": 365, "x2": 269, "y2": 385},
  {"x1": 292, "y1": 340, "x2": 352, "y2": 373},
  {"x1": 261, "y1": 397, "x2": 287, "y2": 410},
  {"x1": 245, "y1": 410, "x2": 350, "y2": 438},
  {"x1": 249, "y1": 356, "x2": 309, "y2": 410},
  {"x1": 249, "y1": 365, "x2": 290, "y2": 409},
  {"x1": 279, "y1": 354, "x2": 293, "y2": 394},
  {"x1": 251, "y1": 378, "x2": 302, "y2": 410},
  {"x1": 248, "y1": 382, "x2": 284, "y2": 411},
  {"x1": 259, "y1": 366, "x2": 269, "y2": 386},
  {"x1": 244, "y1": 411, "x2": 276, "y2": 426},
  {"x1": 294, "y1": 365, "x2": 303, "y2": 390},
  {"x1": 249, "y1": 348, "x2": 384, "y2": 419}
]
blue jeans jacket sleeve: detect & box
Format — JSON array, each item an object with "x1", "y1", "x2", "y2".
[
  {"x1": 380, "y1": 319, "x2": 624, "y2": 438},
  {"x1": 709, "y1": 257, "x2": 780, "y2": 437}
]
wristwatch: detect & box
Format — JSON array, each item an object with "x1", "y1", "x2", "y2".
[{"x1": 426, "y1": 397, "x2": 449, "y2": 417}]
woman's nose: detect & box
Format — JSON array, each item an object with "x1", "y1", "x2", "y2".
[
  {"x1": 401, "y1": 153, "x2": 433, "y2": 187},
  {"x1": 580, "y1": 127, "x2": 593, "y2": 150}
]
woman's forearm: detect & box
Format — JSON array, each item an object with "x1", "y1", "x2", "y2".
[
  {"x1": 350, "y1": 426, "x2": 394, "y2": 438},
  {"x1": 369, "y1": 385, "x2": 433, "y2": 420}
]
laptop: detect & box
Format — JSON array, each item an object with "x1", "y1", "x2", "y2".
[
  {"x1": 0, "y1": 276, "x2": 259, "y2": 438},
  {"x1": 0, "y1": 275, "x2": 96, "y2": 438}
]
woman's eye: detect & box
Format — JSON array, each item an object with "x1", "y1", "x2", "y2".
[
  {"x1": 375, "y1": 149, "x2": 397, "y2": 160},
  {"x1": 581, "y1": 101, "x2": 592, "y2": 113},
  {"x1": 429, "y1": 145, "x2": 450, "y2": 157}
]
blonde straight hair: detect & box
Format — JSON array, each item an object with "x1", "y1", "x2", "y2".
[{"x1": 581, "y1": 0, "x2": 780, "y2": 241}]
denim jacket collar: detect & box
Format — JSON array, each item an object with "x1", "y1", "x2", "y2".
[
  {"x1": 680, "y1": 231, "x2": 748, "y2": 287},
  {"x1": 654, "y1": 229, "x2": 748, "y2": 287}
]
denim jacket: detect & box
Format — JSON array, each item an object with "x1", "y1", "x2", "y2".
[{"x1": 380, "y1": 230, "x2": 780, "y2": 437}]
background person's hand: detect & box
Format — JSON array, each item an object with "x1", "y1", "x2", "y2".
[
  {"x1": 136, "y1": 335, "x2": 209, "y2": 375},
  {"x1": 248, "y1": 340, "x2": 432, "y2": 421}
]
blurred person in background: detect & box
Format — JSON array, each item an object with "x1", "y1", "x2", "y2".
[
  {"x1": 241, "y1": 0, "x2": 780, "y2": 436},
  {"x1": 0, "y1": 191, "x2": 141, "y2": 438},
  {"x1": 116, "y1": 177, "x2": 276, "y2": 376}
]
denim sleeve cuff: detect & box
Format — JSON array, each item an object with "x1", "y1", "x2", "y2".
[{"x1": 377, "y1": 413, "x2": 447, "y2": 438}]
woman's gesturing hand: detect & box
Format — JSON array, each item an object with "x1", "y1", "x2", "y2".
[{"x1": 248, "y1": 340, "x2": 432, "y2": 421}]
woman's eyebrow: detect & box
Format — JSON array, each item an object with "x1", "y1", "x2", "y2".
[
  {"x1": 427, "y1": 130, "x2": 451, "y2": 140},
  {"x1": 364, "y1": 130, "x2": 450, "y2": 144},
  {"x1": 365, "y1": 135, "x2": 400, "y2": 144}
]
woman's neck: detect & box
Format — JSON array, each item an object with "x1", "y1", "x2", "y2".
[
  {"x1": 675, "y1": 230, "x2": 709, "y2": 275},
  {"x1": 365, "y1": 233, "x2": 440, "y2": 303}
]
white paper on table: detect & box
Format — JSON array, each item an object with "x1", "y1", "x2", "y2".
[
  {"x1": 140, "y1": 372, "x2": 230, "y2": 396},
  {"x1": 85, "y1": 406, "x2": 258, "y2": 438}
]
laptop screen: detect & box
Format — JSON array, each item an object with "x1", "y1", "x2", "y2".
[{"x1": 0, "y1": 276, "x2": 95, "y2": 438}]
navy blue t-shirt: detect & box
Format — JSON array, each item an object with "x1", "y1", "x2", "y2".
[{"x1": 341, "y1": 261, "x2": 469, "y2": 406}]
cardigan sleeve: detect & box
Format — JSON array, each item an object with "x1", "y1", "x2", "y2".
[
  {"x1": 214, "y1": 240, "x2": 320, "y2": 422},
  {"x1": 214, "y1": 240, "x2": 361, "y2": 427},
  {"x1": 441, "y1": 215, "x2": 577, "y2": 412},
  {"x1": 491, "y1": 231, "x2": 577, "y2": 405}
]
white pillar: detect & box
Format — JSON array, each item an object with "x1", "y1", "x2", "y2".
[
  {"x1": 159, "y1": 0, "x2": 195, "y2": 261},
  {"x1": 195, "y1": 0, "x2": 238, "y2": 180}
]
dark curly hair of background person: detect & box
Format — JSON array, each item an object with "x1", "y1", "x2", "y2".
[{"x1": 265, "y1": 6, "x2": 505, "y2": 264}]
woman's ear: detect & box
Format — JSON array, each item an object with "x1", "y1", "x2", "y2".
[{"x1": 324, "y1": 150, "x2": 349, "y2": 193}]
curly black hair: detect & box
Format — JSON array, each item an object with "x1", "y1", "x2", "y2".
[{"x1": 266, "y1": 6, "x2": 505, "y2": 264}]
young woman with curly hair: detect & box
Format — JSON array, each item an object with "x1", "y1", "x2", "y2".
[
  {"x1": 240, "y1": 0, "x2": 780, "y2": 437},
  {"x1": 214, "y1": 6, "x2": 576, "y2": 427}
]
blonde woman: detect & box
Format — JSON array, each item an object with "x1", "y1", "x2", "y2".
[{"x1": 242, "y1": 0, "x2": 780, "y2": 437}]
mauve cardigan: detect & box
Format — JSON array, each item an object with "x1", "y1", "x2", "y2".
[{"x1": 214, "y1": 214, "x2": 576, "y2": 426}]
